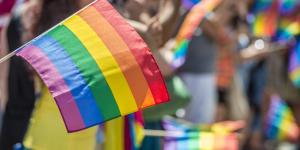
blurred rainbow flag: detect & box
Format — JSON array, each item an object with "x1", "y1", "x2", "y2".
[
  {"x1": 251, "y1": 0, "x2": 279, "y2": 37},
  {"x1": 162, "y1": 118, "x2": 239, "y2": 150},
  {"x1": 289, "y1": 36, "x2": 300, "y2": 87},
  {"x1": 250, "y1": 0, "x2": 273, "y2": 13},
  {"x1": 104, "y1": 111, "x2": 144, "y2": 150},
  {"x1": 279, "y1": 0, "x2": 300, "y2": 15},
  {"x1": 265, "y1": 95, "x2": 299, "y2": 140},
  {"x1": 273, "y1": 18, "x2": 300, "y2": 42},
  {"x1": 172, "y1": 0, "x2": 222, "y2": 68},
  {"x1": 182, "y1": 0, "x2": 200, "y2": 10}
]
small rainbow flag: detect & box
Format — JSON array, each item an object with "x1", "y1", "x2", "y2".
[
  {"x1": 279, "y1": 0, "x2": 300, "y2": 15},
  {"x1": 125, "y1": 112, "x2": 144, "y2": 150},
  {"x1": 251, "y1": 0, "x2": 279, "y2": 37},
  {"x1": 265, "y1": 95, "x2": 299, "y2": 140},
  {"x1": 163, "y1": 118, "x2": 239, "y2": 150},
  {"x1": 104, "y1": 111, "x2": 144, "y2": 150},
  {"x1": 274, "y1": 18, "x2": 300, "y2": 42},
  {"x1": 16, "y1": 0, "x2": 169, "y2": 132},
  {"x1": 250, "y1": 0, "x2": 273, "y2": 14},
  {"x1": 182, "y1": 0, "x2": 200, "y2": 10},
  {"x1": 172, "y1": 0, "x2": 222, "y2": 68},
  {"x1": 289, "y1": 36, "x2": 300, "y2": 87}
]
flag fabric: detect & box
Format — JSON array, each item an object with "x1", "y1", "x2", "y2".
[
  {"x1": 273, "y1": 18, "x2": 300, "y2": 42},
  {"x1": 279, "y1": 0, "x2": 300, "y2": 15},
  {"x1": 289, "y1": 36, "x2": 300, "y2": 87},
  {"x1": 251, "y1": 0, "x2": 279, "y2": 37},
  {"x1": 265, "y1": 95, "x2": 299, "y2": 140},
  {"x1": 16, "y1": 0, "x2": 169, "y2": 132},
  {"x1": 104, "y1": 111, "x2": 144, "y2": 150},
  {"x1": 182, "y1": 0, "x2": 200, "y2": 10},
  {"x1": 162, "y1": 118, "x2": 239, "y2": 150},
  {"x1": 249, "y1": 0, "x2": 300, "y2": 38},
  {"x1": 125, "y1": 112, "x2": 144, "y2": 150},
  {"x1": 250, "y1": 0, "x2": 273, "y2": 14},
  {"x1": 172, "y1": 0, "x2": 222, "y2": 68}
]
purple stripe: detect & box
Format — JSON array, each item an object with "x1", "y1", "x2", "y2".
[
  {"x1": 289, "y1": 50, "x2": 298, "y2": 72},
  {"x1": 17, "y1": 45, "x2": 85, "y2": 131}
]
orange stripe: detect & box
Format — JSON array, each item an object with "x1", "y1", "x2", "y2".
[{"x1": 79, "y1": 7, "x2": 155, "y2": 108}]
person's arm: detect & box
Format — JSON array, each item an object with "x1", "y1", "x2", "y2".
[
  {"x1": 0, "y1": 24, "x2": 9, "y2": 57},
  {"x1": 0, "y1": 22, "x2": 9, "y2": 111},
  {"x1": 127, "y1": 19, "x2": 160, "y2": 51},
  {"x1": 201, "y1": 17, "x2": 223, "y2": 43},
  {"x1": 158, "y1": 0, "x2": 179, "y2": 26},
  {"x1": 239, "y1": 42, "x2": 287, "y2": 62},
  {"x1": 127, "y1": 19, "x2": 148, "y2": 33}
]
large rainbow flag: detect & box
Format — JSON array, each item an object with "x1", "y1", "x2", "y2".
[
  {"x1": 265, "y1": 95, "x2": 299, "y2": 140},
  {"x1": 172, "y1": 0, "x2": 222, "y2": 68},
  {"x1": 16, "y1": 0, "x2": 169, "y2": 132}
]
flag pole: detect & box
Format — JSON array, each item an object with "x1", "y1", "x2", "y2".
[
  {"x1": 0, "y1": 51, "x2": 17, "y2": 64},
  {"x1": 0, "y1": 0, "x2": 98, "y2": 64},
  {"x1": 144, "y1": 129, "x2": 185, "y2": 138}
]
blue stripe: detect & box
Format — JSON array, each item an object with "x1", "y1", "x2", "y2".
[{"x1": 33, "y1": 35, "x2": 104, "y2": 127}]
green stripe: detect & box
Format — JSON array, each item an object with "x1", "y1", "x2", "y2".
[{"x1": 48, "y1": 25, "x2": 121, "y2": 120}]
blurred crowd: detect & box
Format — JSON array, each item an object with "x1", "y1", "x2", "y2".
[{"x1": 0, "y1": 0, "x2": 300, "y2": 150}]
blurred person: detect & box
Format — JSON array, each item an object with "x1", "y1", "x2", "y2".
[
  {"x1": 0, "y1": 0, "x2": 98, "y2": 150},
  {"x1": 177, "y1": 1, "x2": 234, "y2": 124},
  {"x1": 0, "y1": 0, "x2": 38, "y2": 148},
  {"x1": 124, "y1": 0, "x2": 180, "y2": 49}
]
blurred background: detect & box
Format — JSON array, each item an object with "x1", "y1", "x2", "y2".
[{"x1": 0, "y1": 0, "x2": 300, "y2": 150}]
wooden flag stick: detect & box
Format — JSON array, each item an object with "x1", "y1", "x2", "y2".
[
  {"x1": 0, "y1": 50, "x2": 17, "y2": 64},
  {"x1": 144, "y1": 129, "x2": 185, "y2": 137},
  {"x1": 0, "y1": 0, "x2": 98, "y2": 64}
]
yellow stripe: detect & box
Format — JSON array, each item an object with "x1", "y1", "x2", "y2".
[
  {"x1": 290, "y1": 68, "x2": 300, "y2": 81},
  {"x1": 63, "y1": 15, "x2": 138, "y2": 115}
]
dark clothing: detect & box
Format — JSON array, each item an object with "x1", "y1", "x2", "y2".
[
  {"x1": 178, "y1": 31, "x2": 217, "y2": 74},
  {"x1": 0, "y1": 15, "x2": 35, "y2": 150}
]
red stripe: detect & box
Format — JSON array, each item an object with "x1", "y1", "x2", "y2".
[{"x1": 92, "y1": 0, "x2": 169, "y2": 104}]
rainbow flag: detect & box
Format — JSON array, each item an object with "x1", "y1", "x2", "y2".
[
  {"x1": 163, "y1": 118, "x2": 239, "y2": 150},
  {"x1": 279, "y1": 0, "x2": 300, "y2": 15},
  {"x1": 265, "y1": 95, "x2": 299, "y2": 140},
  {"x1": 274, "y1": 18, "x2": 300, "y2": 42},
  {"x1": 125, "y1": 112, "x2": 144, "y2": 150},
  {"x1": 250, "y1": 0, "x2": 273, "y2": 14},
  {"x1": 289, "y1": 36, "x2": 300, "y2": 87},
  {"x1": 172, "y1": 0, "x2": 222, "y2": 68},
  {"x1": 16, "y1": 0, "x2": 169, "y2": 132},
  {"x1": 104, "y1": 111, "x2": 144, "y2": 150},
  {"x1": 251, "y1": 0, "x2": 279, "y2": 37}
]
